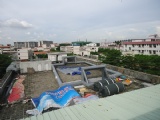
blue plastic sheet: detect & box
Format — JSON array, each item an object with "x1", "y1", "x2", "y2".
[
  {"x1": 27, "y1": 85, "x2": 80, "y2": 115},
  {"x1": 57, "y1": 66, "x2": 91, "y2": 75}
]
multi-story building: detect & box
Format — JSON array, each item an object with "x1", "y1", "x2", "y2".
[
  {"x1": 38, "y1": 40, "x2": 53, "y2": 48},
  {"x1": 0, "y1": 45, "x2": 15, "y2": 54},
  {"x1": 17, "y1": 48, "x2": 32, "y2": 60},
  {"x1": 14, "y1": 41, "x2": 38, "y2": 49},
  {"x1": 123, "y1": 38, "x2": 160, "y2": 55},
  {"x1": 60, "y1": 42, "x2": 99, "y2": 56},
  {"x1": 79, "y1": 45, "x2": 98, "y2": 56}
]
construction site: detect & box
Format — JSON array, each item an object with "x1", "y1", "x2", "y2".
[{"x1": 0, "y1": 56, "x2": 159, "y2": 120}]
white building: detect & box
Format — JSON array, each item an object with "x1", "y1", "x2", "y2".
[
  {"x1": 48, "y1": 52, "x2": 67, "y2": 62},
  {"x1": 0, "y1": 48, "x2": 2, "y2": 54},
  {"x1": 60, "y1": 46, "x2": 80, "y2": 55},
  {"x1": 86, "y1": 43, "x2": 97, "y2": 47},
  {"x1": 38, "y1": 40, "x2": 53, "y2": 48},
  {"x1": 123, "y1": 38, "x2": 160, "y2": 55},
  {"x1": 17, "y1": 48, "x2": 32, "y2": 60},
  {"x1": 79, "y1": 46, "x2": 99, "y2": 56},
  {"x1": 60, "y1": 43, "x2": 99, "y2": 56}
]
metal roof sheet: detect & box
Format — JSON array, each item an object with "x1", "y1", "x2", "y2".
[{"x1": 24, "y1": 84, "x2": 160, "y2": 120}]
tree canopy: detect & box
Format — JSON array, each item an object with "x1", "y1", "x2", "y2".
[
  {"x1": 0, "y1": 54, "x2": 12, "y2": 78},
  {"x1": 98, "y1": 48, "x2": 160, "y2": 76}
]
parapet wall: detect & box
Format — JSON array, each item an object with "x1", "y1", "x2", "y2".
[
  {"x1": 20, "y1": 60, "x2": 52, "y2": 73},
  {"x1": 77, "y1": 57, "x2": 160, "y2": 84}
]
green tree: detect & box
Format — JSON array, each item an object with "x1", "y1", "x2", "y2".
[
  {"x1": 121, "y1": 55, "x2": 135, "y2": 69},
  {"x1": 102, "y1": 49, "x2": 122, "y2": 66},
  {"x1": 0, "y1": 54, "x2": 12, "y2": 78},
  {"x1": 50, "y1": 48, "x2": 56, "y2": 52}
]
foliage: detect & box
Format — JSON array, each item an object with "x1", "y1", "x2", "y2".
[
  {"x1": 50, "y1": 48, "x2": 56, "y2": 52},
  {"x1": 37, "y1": 54, "x2": 48, "y2": 58},
  {"x1": 98, "y1": 48, "x2": 160, "y2": 76},
  {"x1": 98, "y1": 48, "x2": 122, "y2": 66},
  {"x1": 56, "y1": 46, "x2": 60, "y2": 51},
  {"x1": 121, "y1": 55, "x2": 136, "y2": 69},
  {"x1": 90, "y1": 52, "x2": 98, "y2": 55},
  {"x1": 67, "y1": 53, "x2": 74, "y2": 56},
  {"x1": 0, "y1": 54, "x2": 12, "y2": 78},
  {"x1": 59, "y1": 43, "x2": 71, "y2": 46}
]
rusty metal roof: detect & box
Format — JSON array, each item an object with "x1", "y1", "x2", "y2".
[{"x1": 23, "y1": 84, "x2": 160, "y2": 120}]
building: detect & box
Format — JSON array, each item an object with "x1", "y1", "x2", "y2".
[
  {"x1": 60, "y1": 42, "x2": 99, "y2": 56},
  {"x1": 86, "y1": 43, "x2": 97, "y2": 47},
  {"x1": 48, "y1": 52, "x2": 68, "y2": 62},
  {"x1": 38, "y1": 40, "x2": 53, "y2": 48},
  {"x1": 79, "y1": 45, "x2": 98, "y2": 56},
  {"x1": 17, "y1": 48, "x2": 32, "y2": 60},
  {"x1": 0, "y1": 45, "x2": 15, "y2": 54},
  {"x1": 123, "y1": 38, "x2": 160, "y2": 55},
  {"x1": 14, "y1": 41, "x2": 38, "y2": 49},
  {"x1": 0, "y1": 48, "x2": 2, "y2": 54}
]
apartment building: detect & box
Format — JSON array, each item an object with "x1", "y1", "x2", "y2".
[
  {"x1": 60, "y1": 42, "x2": 98, "y2": 56},
  {"x1": 14, "y1": 42, "x2": 38, "y2": 49},
  {"x1": 60, "y1": 46, "x2": 80, "y2": 54},
  {"x1": 0, "y1": 45, "x2": 15, "y2": 54},
  {"x1": 17, "y1": 48, "x2": 32, "y2": 60},
  {"x1": 123, "y1": 38, "x2": 160, "y2": 55},
  {"x1": 79, "y1": 45, "x2": 98, "y2": 56},
  {"x1": 38, "y1": 40, "x2": 53, "y2": 47}
]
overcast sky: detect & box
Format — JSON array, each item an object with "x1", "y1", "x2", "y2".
[{"x1": 0, "y1": 0, "x2": 160, "y2": 45}]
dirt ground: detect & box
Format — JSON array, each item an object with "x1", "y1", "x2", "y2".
[
  {"x1": 0, "y1": 71, "x2": 59, "y2": 120},
  {"x1": 0, "y1": 67, "x2": 145, "y2": 120}
]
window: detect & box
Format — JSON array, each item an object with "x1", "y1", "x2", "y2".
[
  {"x1": 129, "y1": 47, "x2": 131, "y2": 50},
  {"x1": 153, "y1": 44, "x2": 156, "y2": 48},
  {"x1": 149, "y1": 44, "x2": 152, "y2": 48},
  {"x1": 132, "y1": 45, "x2": 134, "y2": 47},
  {"x1": 149, "y1": 50, "x2": 152, "y2": 54},
  {"x1": 153, "y1": 51, "x2": 156, "y2": 54}
]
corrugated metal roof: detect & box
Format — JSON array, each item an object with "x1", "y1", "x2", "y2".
[{"x1": 24, "y1": 84, "x2": 160, "y2": 120}]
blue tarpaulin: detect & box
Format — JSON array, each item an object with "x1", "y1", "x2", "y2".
[
  {"x1": 26, "y1": 85, "x2": 80, "y2": 115},
  {"x1": 57, "y1": 66, "x2": 91, "y2": 75}
]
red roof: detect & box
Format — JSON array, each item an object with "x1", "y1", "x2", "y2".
[
  {"x1": 123, "y1": 41, "x2": 160, "y2": 45},
  {"x1": 34, "y1": 51, "x2": 47, "y2": 55},
  {"x1": 0, "y1": 46, "x2": 10, "y2": 48}
]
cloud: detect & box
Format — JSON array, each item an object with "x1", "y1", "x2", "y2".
[
  {"x1": 26, "y1": 32, "x2": 31, "y2": 35},
  {"x1": 0, "y1": 19, "x2": 33, "y2": 29},
  {"x1": 156, "y1": 26, "x2": 160, "y2": 35},
  {"x1": 129, "y1": 28, "x2": 137, "y2": 32}
]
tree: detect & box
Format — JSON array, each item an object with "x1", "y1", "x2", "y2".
[
  {"x1": 121, "y1": 55, "x2": 135, "y2": 69},
  {"x1": 102, "y1": 49, "x2": 122, "y2": 66},
  {"x1": 50, "y1": 48, "x2": 56, "y2": 52},
  {"x1": 0, "y1": 54, "x2": 12, "y2": 78}
]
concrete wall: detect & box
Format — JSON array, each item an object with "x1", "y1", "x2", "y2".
[
  {"x1": 106, "y1": 64, "x2": 160, "y2": 84},
  {"x1": 77, "y1": 57, "x2": 160, "y2": 84},
  {"x1": 20, "y1": 60, "x2": 52, "y2": 73}
]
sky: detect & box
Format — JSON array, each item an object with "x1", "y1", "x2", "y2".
[{"x1": 0, "y1": 0, "x2": 160, "y2": 45}]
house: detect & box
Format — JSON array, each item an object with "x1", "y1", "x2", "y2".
[
  {"x1": 17, "y1": 48, "x2": 32, "y2": 60},
  {"x1": 122, "y1": 38, "x2": 160, "y2": 55}
]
